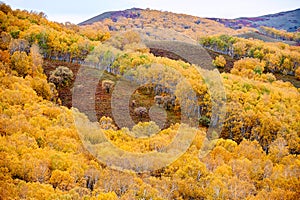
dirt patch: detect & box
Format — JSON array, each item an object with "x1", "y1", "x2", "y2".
[
  {"x1": 274, "y1": 73, "x2": 300, "y2": 88},
  {"x1": 148, "y1": 45, "x2": 235, "y2": 73},
  {"x1": 43, "y1": 60, "x2": 181, "y2": 128},
  {"x1": 43, "y1": 60, "x2": 81, "y2": 108},
  {"x1": 204, "y1": 49, "x2": 235, "y2": 73}
]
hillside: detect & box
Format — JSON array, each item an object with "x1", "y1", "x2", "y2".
[
  {"x1": 78, "y1": 8, "x2": 247, "y2": 40},
  {"x1": 79, "y1": 8, "x2": 300, "y2": 32},
  {"x1": 209, "y1": 8, "x2": 300, "y2": 32},
  {"x1": 79, "y1": 8, "x2": 300, "y2": 44}
]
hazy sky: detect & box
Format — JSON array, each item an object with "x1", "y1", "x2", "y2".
[{"x1": 3, "y1": 0, "x2": 300, "y2": 24}]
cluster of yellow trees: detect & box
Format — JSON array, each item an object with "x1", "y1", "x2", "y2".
[
  {"x1": 0, "y1": 3, "x2": 299, "y2": 199},
  {"x1": 200, "y1": 34, "x2": 300, "y2": 75},
  {"x1": 0, "y1": 4, "x2": 109, "y2": 63},
  {"x1": 260, "y1": 26, "x2": 300, "y2": 42}
]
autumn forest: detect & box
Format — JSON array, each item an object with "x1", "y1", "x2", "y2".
[{"x1": 0, "y1": 3, "x2": 299, "y2": 200}]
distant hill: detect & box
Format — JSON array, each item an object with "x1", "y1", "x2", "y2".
[
  {"x1": 78, "y1": 8, "x2": 142, "y2": 26},
  {"x1": 79, "y1": 8, "x2": 300, "y2": 44},
  {"x1": 78, "y1": 8, "x2": 247, "y2": 41},
  {"x1": 80, "y1": 8, "x2": 300, "y2": 32},
  {"x1": 209, "y1": 8, "x2": 300, "y2": 32}
]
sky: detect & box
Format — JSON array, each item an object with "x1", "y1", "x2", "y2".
[{"x1": 3, "y1": 0, "x2": 300, "y2": 24}]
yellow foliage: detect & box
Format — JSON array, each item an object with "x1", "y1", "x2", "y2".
[
  {"x1": 295, "y1": 67, "x2": 300, "y2": 80},
  {"x1": 96, "y1": 192, "x2": 118, "y2": 200},
  {"x1": 11, "y1": 51, "x2": 32, "y2": 77},
  {"x1": 49, "y1": 170, "x2": 75, "y2": 191},
  {"x1": 0, "y1": 4, "x2": 299, "y2": 199},
  {"x1": 212, "y1": 55, "x2": 226, "y2": 68}
]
